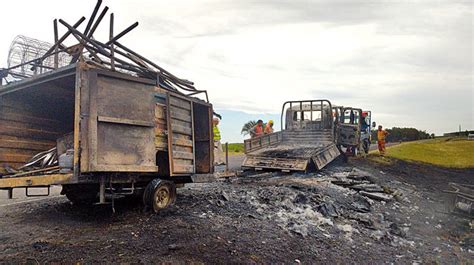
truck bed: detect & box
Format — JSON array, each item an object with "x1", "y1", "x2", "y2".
[{"x1": 242, "y1": 129, "x2": 341, "y2": 171}]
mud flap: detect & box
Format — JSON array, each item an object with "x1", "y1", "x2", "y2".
[
  {"x1": 242, "y1": 156, "x2": 309, "y2": 171},
  {"x1": 311, "y1": 143, "x2": 340, "y2": 170}
]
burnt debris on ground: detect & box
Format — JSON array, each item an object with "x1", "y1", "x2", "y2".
[{"x1": 1, "y1": 159, "x2": 472, "y2": 263}]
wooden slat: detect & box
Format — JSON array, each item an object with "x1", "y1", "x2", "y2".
[
  {"x1": 98, "y1": 115, "x2": 154, "y2": 127},
  {"x1": 0, "y1": 119, "x2": 60, "y2": 132},
  {"x1": 171, "y1": 119, "x2": 192, "y2": 130},
  {"x1": 0, "y1": 148, "x2": 40, "y2": 156},
  {"x1": 173, "y1": 138, "x2": 193, "y2": 147},
  {"x1": 0, "y1": 153, "x2": 33, "y2": 163},
  {"x1": 169, "y1": 97, "x2": 191, "y2": 110},
  {"x1": 172, "y1": 163, "x2": 194, "y2": 173},
  {"x1": 173, "y1": 145, "x2": 193, "y2": 153},
  {"x1": 155, "y1": 105, "x2": 166, "y2": 119},
  {"x1": 0, "y1": 125, "x2": 61, "y2": 141},
  {"x1": 0, "y1": 138, "x2": 54, "y2": 151},
  {"x1": 1, "y1": 105, "x2": 64, "y2": 127},
  {"x1": 170, "y1": 107, "x2": 192, "y2": 122},
  {"x1": 172, "y1": 151, "x2": 194, "y2": 160},
  {"x1": 0, "y1": 173, "x2": 75, "y2": 188},
  {"x1": 172, "y1": 125, "x2": 192, "y2": 135}
]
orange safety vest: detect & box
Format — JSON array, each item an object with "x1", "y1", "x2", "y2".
[
  {"x1": 255, "y1": 125, "x2": 264, "y2": 136},
  {"x1": 264, "y1": 124, "x2": 273, "y2": 134},
  {"x1": 377, "y1": 130, "x2": 387, "y2": 141}
]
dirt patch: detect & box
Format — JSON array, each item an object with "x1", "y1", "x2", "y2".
[{"x1": 0, "y1": 158, "x2": 472, "y2": 263}]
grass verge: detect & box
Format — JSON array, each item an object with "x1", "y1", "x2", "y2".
[
  {"x1": 223, "y1": 143, "x2": 245, "y2": 155},
  {"x1": 369, "y1": 137, "x2": 474, "y2": 168}
]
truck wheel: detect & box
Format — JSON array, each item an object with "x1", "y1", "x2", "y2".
[
  {"x1": 62, "y1": 185, "x2": 98, "y2": 206},
  {"x1": 143, "y1": 179, "x2": 177, "y2": 213}
]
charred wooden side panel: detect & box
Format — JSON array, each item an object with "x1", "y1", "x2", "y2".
[
  {"x1": 81, "y1": 69, "x2": 157, "y2": 172},
  {"x1": 167, "y1": 93, "x2": 195, "y2": 175},
  {"x1": 0, "y1": 81, "x2": 75, "y2": 174}
]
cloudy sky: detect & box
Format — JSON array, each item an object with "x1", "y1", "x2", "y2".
[{"x1": 1, "y1": 0, "x2": 472, "y2": 142}]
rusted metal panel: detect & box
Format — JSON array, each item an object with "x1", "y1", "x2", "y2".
[
  {"x1": 244, "y1": 131, "x2": 283, "y2": 154},
  {"x1": 312, "y1": 144, "x2": 340, "y2": 170}
]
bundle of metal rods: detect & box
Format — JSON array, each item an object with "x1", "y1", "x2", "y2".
[{"x1": 0, "y1": 0, "x2": 208, "y2": 100}]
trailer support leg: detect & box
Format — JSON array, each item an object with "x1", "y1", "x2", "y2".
[
  {"x1": 99, "y1": 176, "x2": 106, "y2": 204},
  {"x1": 7, "y1": 188, "x2": 13, "y2": 199}
]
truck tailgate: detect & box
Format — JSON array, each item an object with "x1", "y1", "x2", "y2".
[{"x1": 242, "y1": 142, "x2": 340, "y2": 171}]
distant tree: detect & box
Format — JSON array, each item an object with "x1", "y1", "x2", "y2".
[
  {"x1": 241, "y1": 120, "x2": 257, "y2": 136},
  {"x1": 386, "y1": 127, "x2": 432, "y2": 142}
]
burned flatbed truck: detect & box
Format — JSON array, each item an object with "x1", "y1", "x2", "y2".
[
  {"x1": 0, "y1": 1, "x2": 214, "y2": 212},
  {"x1": 242, "y1": 100, "x2": 341, "y2": 172}
]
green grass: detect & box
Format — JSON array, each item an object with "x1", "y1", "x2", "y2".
[
  {"x1": 372, "y1": 137, "x2": 474, "y2": 168},
  {"x1": 223, "y1": 143, "x2": 245, "y2": 155}
]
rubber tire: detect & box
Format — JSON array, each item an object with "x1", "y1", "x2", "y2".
[{"x1": 143, "y1": 179, "x2": 177, "y2": 213}]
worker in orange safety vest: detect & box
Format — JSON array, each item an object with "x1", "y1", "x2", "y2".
[
  {"x1": 377, "y1": 125, "x2": 389, "y2": 156},
  {"x1": 250, "y1": 120, "x2": 264, "y2": 138},
  {"x1": 264, "y1": 120, "x2": 274, "y2": 134}
]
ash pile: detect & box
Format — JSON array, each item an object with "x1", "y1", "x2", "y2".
[{"x1": 193, "y1": 166, "x2": 417, "y2": 249}]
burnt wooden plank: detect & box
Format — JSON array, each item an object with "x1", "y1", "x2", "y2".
[
  {"x1": 171, "y1": 125, "x2": 192, "y2": 135},
  {"x1": 0, "y1": 140, "x2": 52, "y2": 151},
  {"x1": 169, "y1": 97, "x2": 191, "y2": 110},
  {"x1": 0, "y1": 108, "x2": 63, "y2": 127},
  {"x1": 170, "y1": 107, "x2": 192, "y2": 122},
  {"x1": 0, "y1": 153, "x2": 33, "y2": 163},
  {"x1": 171, "y1": 119, "x2": 192, "y2": 130},
  {"x1": 0, "y1": 125, "x2": 62, "y2": 141},
  {"x1": 172, "y1": 151, "x2": 194, "y2": 160},
  {"x1": 173, "y1": 138, "x2": 193, "y2": 147},
  {"x1": 172, "y1": 164, "x2": 194, "y2": 173}
]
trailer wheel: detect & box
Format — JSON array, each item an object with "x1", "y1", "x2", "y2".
[{"x1": 143, "y1": 179, "x2": 176, "y2": 213}]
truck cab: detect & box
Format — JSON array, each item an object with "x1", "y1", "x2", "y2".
[{"x1": 333, "y1": 106, "x2": 373, "y2": 155}]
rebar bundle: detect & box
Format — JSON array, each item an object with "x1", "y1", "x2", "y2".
[{"x1": 0, "y1": 0, "x2": 207, "y2": 100}]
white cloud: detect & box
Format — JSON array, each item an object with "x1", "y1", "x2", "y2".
[{"x1": 0, "y1": 0, "x2": 472, "y2": 136}]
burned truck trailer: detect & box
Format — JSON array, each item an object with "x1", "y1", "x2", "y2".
[
  {"x1": 0, "y1": 63, "x2": 214, "y2": 211},
  {"x1": 242, "y1": 100, "x2": 341, "y2": 172}
]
